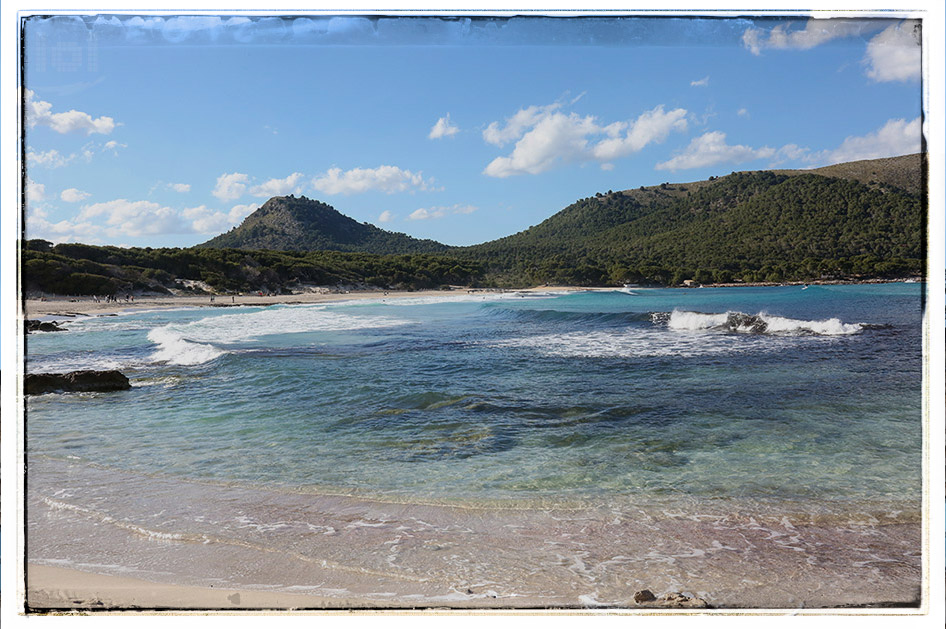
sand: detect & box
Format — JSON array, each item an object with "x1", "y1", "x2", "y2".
[
  {"x1": 25, "y1": 564, "x2": 393, "y2": 612},
  {"x1": 22, "y1": 286, "x2": 591, "y2": 318}
]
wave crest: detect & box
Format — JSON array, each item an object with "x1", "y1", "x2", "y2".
[
  {"x1": 147, "y1": 328, "x2": 227, "y2": 366},
  {"x1": 662, "y1": 310, "x2": 862, "y2": 336}
]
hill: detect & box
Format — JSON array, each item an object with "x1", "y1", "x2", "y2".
[
  {"x1": 199, "y1": 195, "x2": 449, "y2": 254},
  {"x1": 458, "y1": 154, "x2": 924, "y2": 286},
  {"x1": 773, "y1": 153, "x2": 925, "y2": 196}
]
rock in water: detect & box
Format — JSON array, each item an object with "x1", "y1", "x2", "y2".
[
  {"x1": 25, "y1": 370, "x2": 131, "y2": 395},
  {"x1": 634, "y1": 590, "x2": 657, "y2": 603},
  {"x1": 26, "y1": 320, "x2": 67, "y2": 333}
]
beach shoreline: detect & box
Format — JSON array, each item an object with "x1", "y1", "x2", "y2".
[
  {"x1": 22, "y1": 286, "x2": 593, "y2": 318},
  {"x1": 20, "y1": 277, "x2": 924, "y2": 319}
]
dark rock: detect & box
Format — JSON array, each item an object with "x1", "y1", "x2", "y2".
[
  {"x1": 26, "y1": 319, "x2": 67, "y2": 333},
  {"x1": 726, "y1": 312, "x2": 768, "y2": 333},
  {"x1": 654, "y1": 592, "x2": 709, "y2": 608},
  {"x1": 25, "y1": 370, "x2": 131, "y2": 395},
  {"x1": 634, "y1": 589, "x2": 656, "y2": 603}
]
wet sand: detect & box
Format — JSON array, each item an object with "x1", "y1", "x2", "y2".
[
  {"x1": 25, "y1": 459, "x2": 923, "y2": 612},
  {"x1": 22, "y1": 286, "x2": 590, "y2": 318}
]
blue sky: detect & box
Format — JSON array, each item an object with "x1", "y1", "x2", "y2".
[{"x1": 23, "y1": 15, "x2": 924, "y2": 248}]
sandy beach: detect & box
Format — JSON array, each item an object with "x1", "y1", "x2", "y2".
[{"x1": 22, "y1": 286, "x2": 592, "y2": 319}]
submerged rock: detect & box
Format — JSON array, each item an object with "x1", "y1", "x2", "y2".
[
  {"x1": 26, "y1": 319, "x2": 67, "y2": 333},
  {"x1": 25, "y1": 370, "x2": 131, "y2": 395}
]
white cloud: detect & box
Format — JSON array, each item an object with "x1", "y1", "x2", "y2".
[
  {"x1": 78, "y1": 199, "x2": 194, "y2": 237},
  {"x1": 483, "y1": 103, "x2": 561, "y2": 147},
  {"x1": 66, "y1": 198, "x2": 258, "y2": 238},
  {"x1": 27, "y1": 216, "x2": 104, "y2": 244},
  {"x1": 408, "y1": 208, "x2": 446, "y2": 221},
  {"x1": 429, "y1": 113, "x2": 459, "y2": 139},
  {"x1": 249, "y1": 172, "x2": 305, "y2": 197},
  {"x1": 820, "y1": 117, "x2": 922, "y2": 165},
  {"x1": 742, "y1": 18, "x2": 878, "y2": 56},
  {"x1": 408, "y1": 204, "x2": 477, "y2": 221},
  {"x1": 591, "y1": 106, "x2": 689, "y2": 162},
  {"x1": 311, "y1": 166, "x2": 434, "y2": 195},
  {"x1": 864, "y1": 22, "x2": 921, "y2": 83},
  {"x1": 27, "y1": 148, "x2": 74, "y2": 168},
  {"x1": 26, "y1": 89, "x2": 117, "y2": 135},
  {"x1": 690, "y1": 76, "x2": 710, "y2": 87},
  {"x1": 103, "y1": 140, "x2": 128, "y2": 154},
  {"x1": 737, "y1": 108, "x2": 749, "y2": 118},
  {"x1": 213, "y1": 172, "x2": 249, "y2": 201},
  {"x1": 27, "y1": 179, "x2": 46, "y2": 202},
  {"x1": 378, "y1": 210, "x2": 395, "y2": 223},
  {"x1": 655, "y1": 131, "x2": 776, "y2": 171},
  {"x1": 61, "y1": 188, "x2": 91, "y2": 203},
  {"x1": 168, "y1": 183, "x2": 191, "y2": 193},
  {"x1": 483, "y1": 103, "x2": 688, "y2": 178}
]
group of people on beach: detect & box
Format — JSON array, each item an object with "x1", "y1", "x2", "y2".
[{"x1": 92, "y1": 294, "x2": 133, "y2": 303}]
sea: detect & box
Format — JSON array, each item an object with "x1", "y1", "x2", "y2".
[{"x1": 24, "y1": 283, "x2": 925, "y2": 608}]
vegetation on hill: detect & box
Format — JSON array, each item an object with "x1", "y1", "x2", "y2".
[
  {"x1": 457, "y1": 164, "x2": 924, "y2": 286},
  {"x1": 21, "y1": 154, "x2": 925, "y2": 295},
  {"x1": 199, "y1": 195, "x2": 448, "y2": 254},
  {"x1": 22, "y1": 241, "x2": 483, "y2": 295}
]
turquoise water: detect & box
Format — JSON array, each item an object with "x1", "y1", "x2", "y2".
[{"x1": 26, "y1": 284, "x2": 923, "y2": 509}]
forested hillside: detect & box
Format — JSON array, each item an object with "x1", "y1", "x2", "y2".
[{"x1": 22, "y1": 154, "x2": 925, "y2": 295}]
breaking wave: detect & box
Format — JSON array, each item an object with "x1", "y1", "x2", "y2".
[
  {"x1": 659, "y1": 310, "x2": 863, "y2": 336},
  {"x1": 146, "y1": 305, "x2": 412, "y2": 366}
]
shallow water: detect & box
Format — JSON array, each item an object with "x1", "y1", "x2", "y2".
[{"x1": 25, "y1": 284, "x2": 924, "y2": 607}]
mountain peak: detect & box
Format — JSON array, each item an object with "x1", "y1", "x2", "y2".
[{"x1": 199, "y1": 196, "x2": 448, "y2": 254}]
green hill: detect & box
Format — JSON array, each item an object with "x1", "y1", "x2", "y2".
[
  {"x1": 199, "y1": 195, "x2": 449, "y2": 254},
  {"x1": 458, "y1": 154, "x2": 924, "y2": 285},
  {"x1": 22, "y1": 154, "x2": 925, "y2": 295}
]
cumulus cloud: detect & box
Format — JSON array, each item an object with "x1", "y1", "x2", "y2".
[
  {"x1": 737, "y1": 108, "x2": 749, "y2": 118},
  {"x1": 249, "y1": 172, "x2": 305, "y2": 197},
  {"x1": 26, "y1": 89, "x2": 117, "y2": 135},
  {"x1": 311, "y1": 166, "x2": 434, "y2": 195},
  {"x1": 819, "y1": 117, "x2": 922, "y2": 164},
  {"x1": 864, "y1": 22, "x2": 921, "y2": 83},
  {"x1": 27, "y1": 148, "x2": 73, "y2": 168},
  {"x1": 655, "y1": 131, "x2": 776, "y2": 171},
  {"x1": 690, "y1": 76, "x2": 709, "y2": 87},
  {"x1": 60, "y1": 188, "x2": 91, "y2": 203},
  {"x1": 429, "y1": 113, "x2": 459, "y2": 139},
  {"x1": 213, "y1": 172, "x2": 249, "y2": 201},
  {"x1": 378, "y1": 210, "x2": 395, "y2": 223},
  {"x1": 168, "y1": 183, "x2": 191, "y2": 193},
  {"x1": 742, "y1": 18, "x2": 878, "y2": 56},
  {"x1": 64, "y1": 198, "x2": 259, "y2": 239},
  {"x1": 78, "y1": 199, "x2": 193, "y2": 237},
  {"x1": 407, "y1": 204, "x2": 476, "y2": 221},
  {"x1": 483, "y1": 103, "x2": 688, "y2": 178},
  {"x1": 27, "y1": 179, "x2": 46, "y2": 202},
  {"x1": 409, "y1": 207, "x2": 446, "y2": 221}
]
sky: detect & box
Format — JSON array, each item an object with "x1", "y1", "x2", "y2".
[{"x1": 22, "y1": 14, "x2": 925, "y2": 248}]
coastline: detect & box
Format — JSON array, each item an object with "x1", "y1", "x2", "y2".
[
  {"x1": 22, "y1": 286, "x2": 589, "y2": 318},
  {"x1": 21, "y1": 278, "x2": 923, "y2": 319}
]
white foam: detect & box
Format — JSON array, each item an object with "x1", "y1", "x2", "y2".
[
  {"x1": 144, "y1": 305, "x2": 412, "y2": 365},
  {"x1": 157, "y1": 305, "x2": 411, "y2": 345},
  {"x1": 762, "y1": 315, "x2": 862, "y2": 335},
  {"x1": 667, "y1": 310, "x2": 863, "y2": 336},
  {"x1": 147, "y1": 327, "x2": 227, "y2": 366},
  {"x1": 667, "y1": 311, "x2": 730, "y2": 331}
]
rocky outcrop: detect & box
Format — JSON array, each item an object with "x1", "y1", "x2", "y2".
[
  {"x1": 25, "y1": 370, "x2": 131, "y2": 395},
  {"x1": 633, "y1": 590, "x2": 709, "y2": 608},
  {"x1": 26, "y1": 319, "x2": 67, "y2": 333}
]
